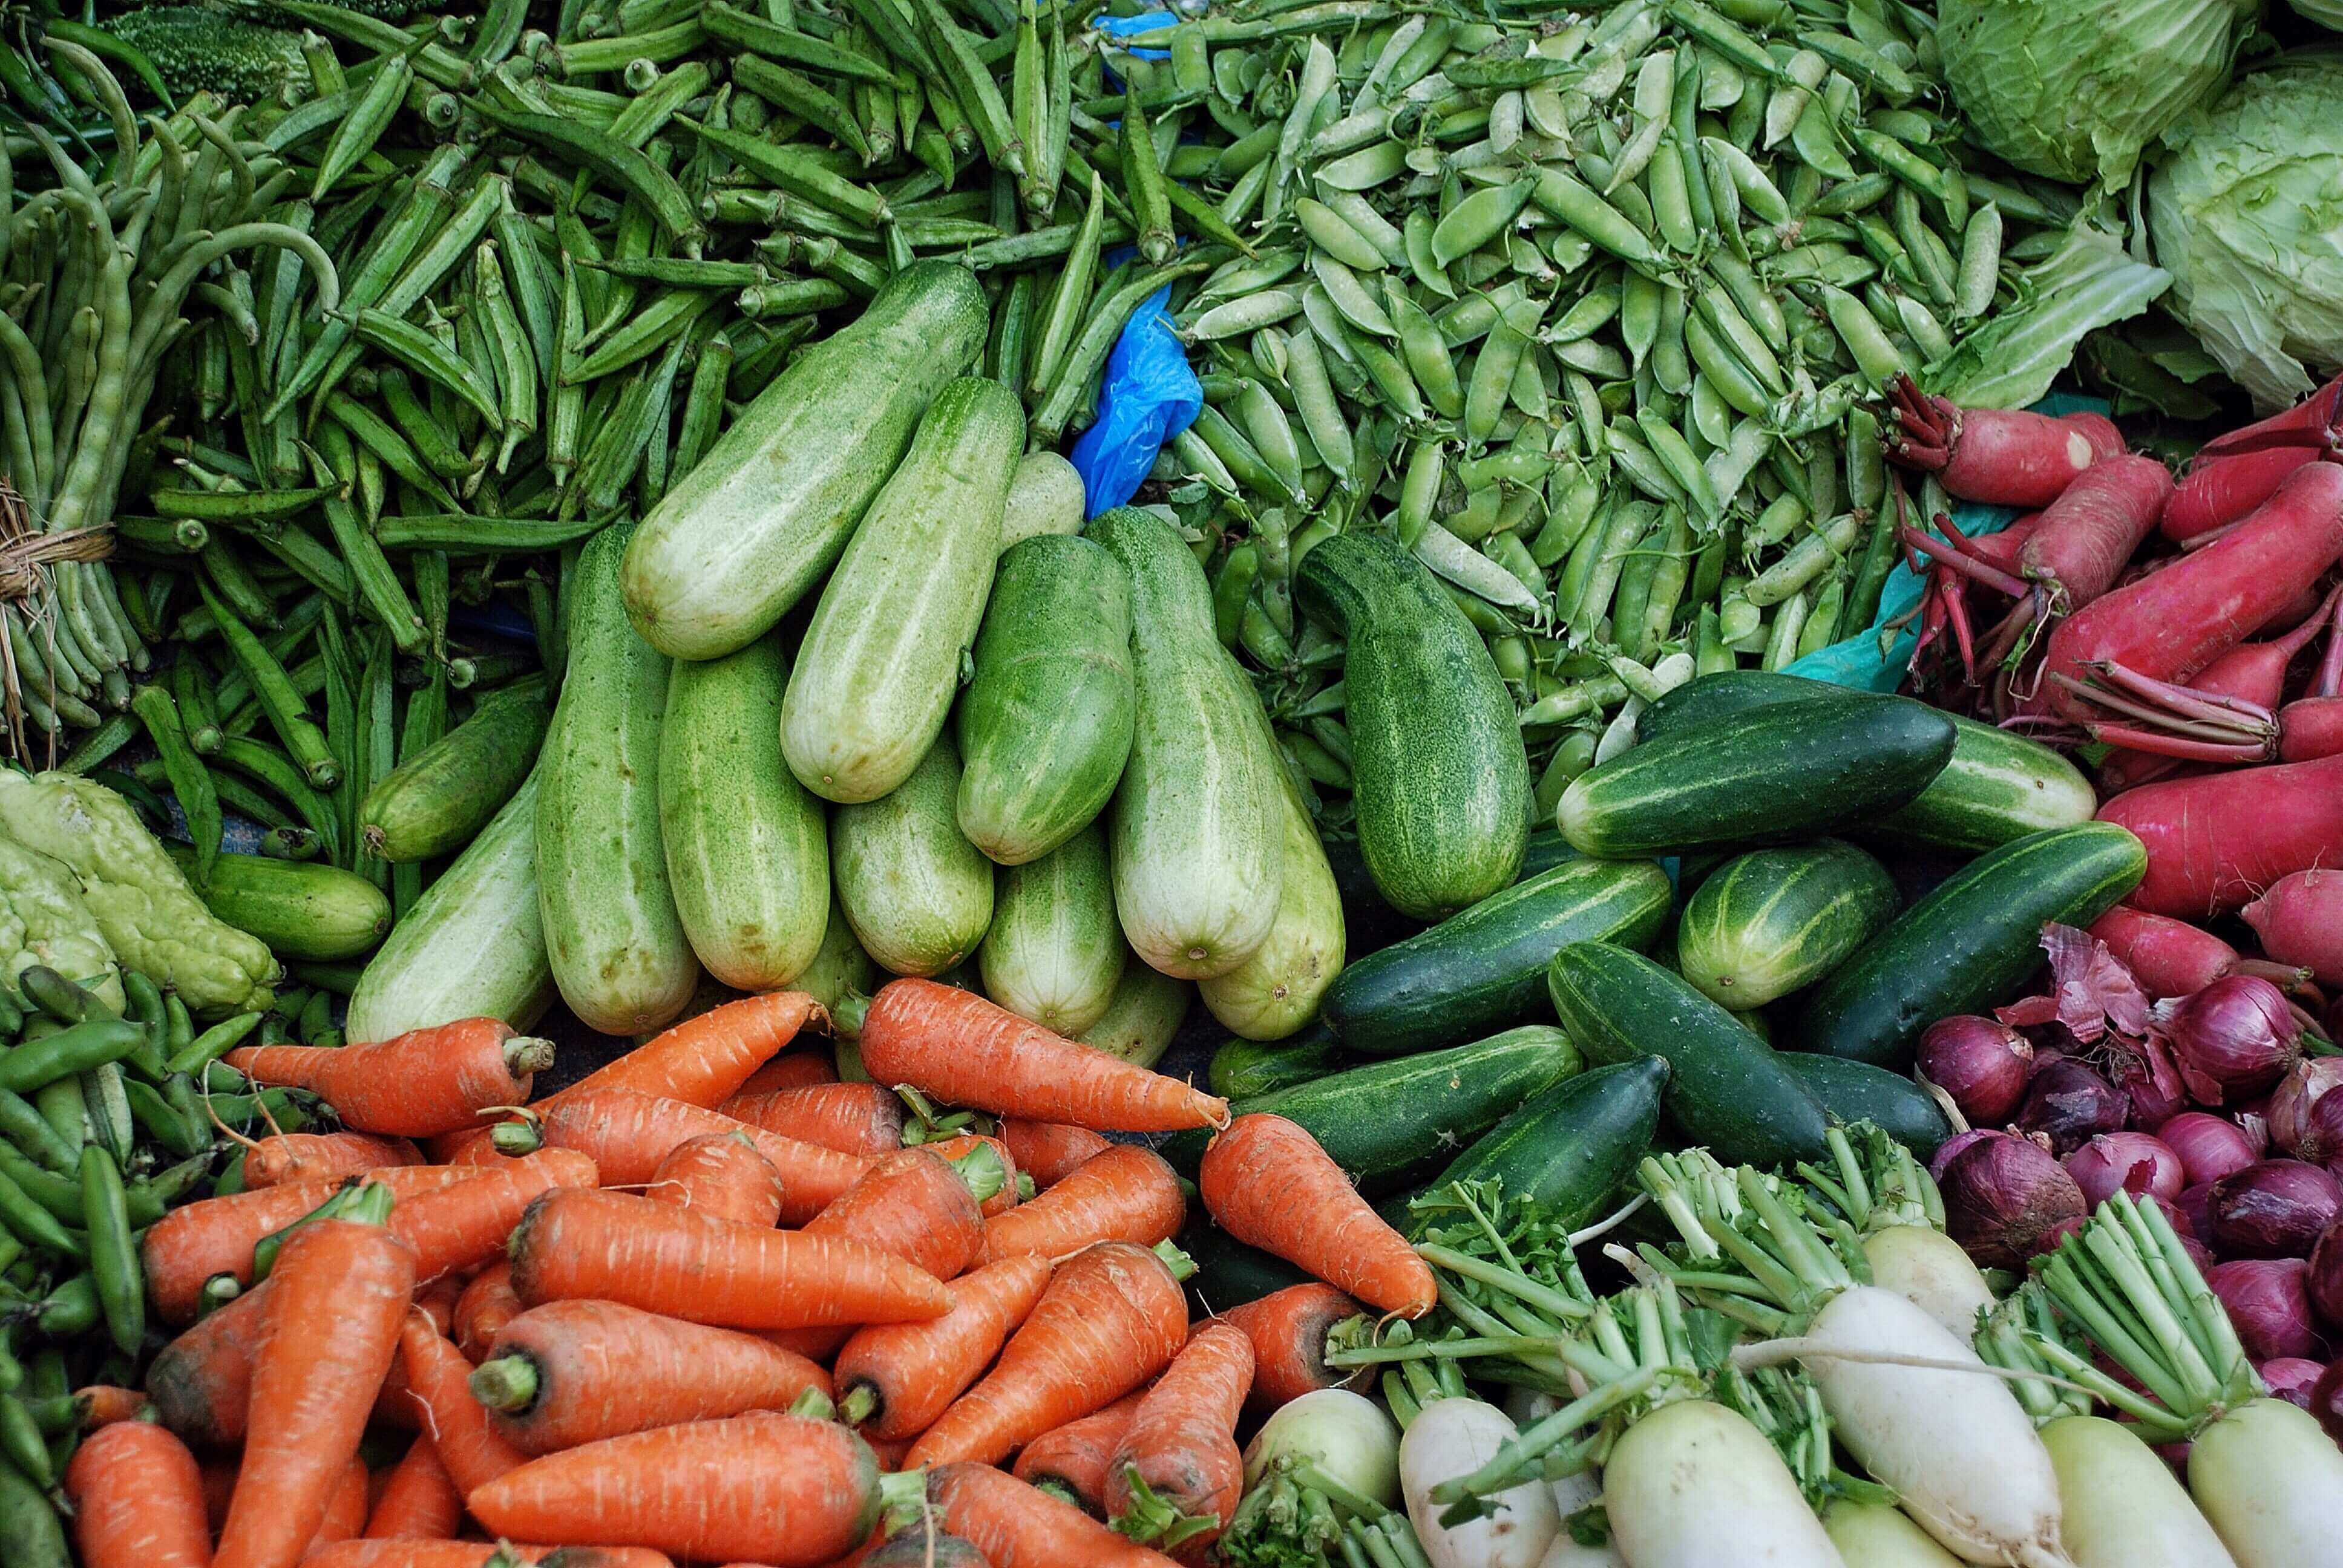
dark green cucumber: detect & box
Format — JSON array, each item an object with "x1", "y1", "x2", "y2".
[
  {"x1": 1320, "y1": 857, "x2": 1672, "y2": 1056},
  {"x1": 165, "y1": 847, "x2": 392, "y2": 962},
  {"x1": 1158, "y1": 1026, "x2": 1582, "y2": 1187},
  {"x1": 1558, "y1": 698, "x2": 1956, "y2": 858},
  {"x1": 360, "y1": 679, "x2": 550, "y2": 863},
  {"x1": 1548, "y1": 942, "x2": 1832, "y2": 1168},
  {"x1": 1518, "y1": 829, "x2": 1579, "y2": 881},
  {"x1": 1640, "y1": 669, "x2": 1831, "y2": 740},
  {"x1": 1181, "y1": 1220, "x2": 1311, "y2": 1310},
  {"x1": 1676, "y1": 840, "x2": 1898, "y2": 1009},
  {"x1": 1780, "y1": 1053, "x2": 1955, "y2": 1158},
  {"x1": 1417, "y1": 1055, "x2": 1671, "y2": 1231},
  {"x1": 1797, "y1": 822, "x2": 2148, "y2": 1069},
  {"x1": 1296, "y1": 532, "x2": 1529, "y2": 920},
  {"x1": 1209, "y1": 1024, "x2": 1345, "y2": 1100}
]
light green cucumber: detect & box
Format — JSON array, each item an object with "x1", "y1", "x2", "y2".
[
  {"x1": 999, "y1": 449, "x2": 1087, "y2": 552},
  {"x1": 797, "y1": 890, "x2": 879, "y2": 1019},
  {"x1": 955, "y1": 534, "x2": 1136, "y2": 866},
  {"x1": 360, "y1": 678, "x2": 550, "y2": 862},
  {"x1": 831, "y1": 736, "x2": 995, "y2": 978},
  {"x1": 1087, "y1": 507, "x2": 1283, "y2": 979},
  {"x1": 978, "y1": 822, "x2": 1126, "y2": 1035},
  {"x1": 1200, "y1": 717, "x2": 1346, "y2": 1042},
  {"x1": 1078, "y1": 956, "x2": 1191, "y2": 1067},
  {"x1": 164, "y1": 846, "x2": 390, "y2": 962},
  {"x1": 537, "y1": 523, "x2": 698, "y2": 1036},
  {"x1": 621, "y1": 260, "x2": 988, "y2": 659},
  {"x1": 1675, "y1": 840, "x2": 1899, "y2": 1008},
  {"x1": 782, "y1": 376, "x2": 1023, "y2": 803},
  {"x1": 348, "y1": 768, "x2": 553, "y2": 1041},
  {"x1": 661, "y1": 636, "x2": 830, "y2": 991}
]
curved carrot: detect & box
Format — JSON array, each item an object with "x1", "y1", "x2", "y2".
[
  {"x1": 1000, "y1": 1121, "x2": 1110, "y2": 1190},
  {"x1": 465, "y1": 1411, "x2": 888, "y2": 1566},
  {"x1": 395, "y1": 1149, "x2": 598, "y2": 1284},
  {"x1": 1198, "y1": 1114, "x2": 1436, "y2": 1319},
  {"x1": 147, "y1": 1278, "x2": 272, "y2": 1447},
  {"x1": 863, "y1": 1528, "x2": 994, "y2": 1568},
  {"x1": 563, "y1": 990, "x2": 824, "y2": 1108},
  {"x1": 215, "y1": 1212, "x2": 416, "y2": 1568},
  {"x1": 925, "y1": 1463, "x2": 1181, "y2": 1568},
  {"x1": 454, "y1": 1263, "x2": 525, "y2": 1362},
  {"x1": 835, "y1": 1255, "x2": 1054, "y2": 1441},
  {"x1": 729, "y1": 1048, "x2": 838, "y2": 1099},
  {"x1": 906, "y1": 1241, "x2": 1189, "y2": 1469},
  {"x1": 724, "y1": 1082, "x2": 906, "y2": 1155},
  {"x1": 72, "y1": 1384, "x2": 146, "y2": 1428},
  {"x1": 923, "y1": 1131, "x2": 1020, "y2": 1217},
  {"x1": 418, "y1": 1272, "x2": 465, "y2": 1336},
  {"x1": 647, "y1": 1133, "x2": 785, "y2": 1227},
  {"x1": 365, "y1": 1436, "x2": 463, "y2": 1540},
  {"x1": 982, "y1": 1145, "x2": 1184, "y2": 1259},
  {"x1": 858, "y1": 981, "x2": 1225, "y2": 1132},
  {"x1": 1214, "y1": 1283, "x2": 1370, "y2": 1413},
  {"x1": 508, "y1": 1186, "x2": 952, "y2": 1330},
  {"x1": 397, "y1": 1310, "x2": 528, "y2": 1495},
  {"x1": 1011, "y1": 1392, "x2": 1147, "y2": 1517},
  {"x1": 306, "y1": 1545, "x2": 676, "y2": 1568},
  {"x1": 530, "y1": 1088, "x2": 870, "y2": 1224},
  {"x1": 226, "y1": 1021, "x2": 552, "y2": 1136},
  {"x1": 1106, "y1": 1322, "x2": 1253, "y2": 1550},
  {"x1": 64, "y1": 1419, "x2": 211, "y2": 1568},
  {"x1": 471, "y1": 1299, "x2": 831, "y2": 1455},
  {"x1": 245, "y1": 1132, "x2": 423, "y2": 1189},
  {"x1": 312, "y1": 1459, "x2": 372, "y2": 1551}
]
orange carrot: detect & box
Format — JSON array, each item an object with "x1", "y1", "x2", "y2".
[
  {"x1": 214, "y1": 1209, "x2": 416, "y2": 1568},
  {"x1": 1214, "y1": 1284, "x2": 1370, "y2": 1414},
  {"x1": 396, "y1": 1309, "x2": 528, "y2": 1495},
  {"x1": 454, "y1": 1263, "x2": 523, "y2": 1362},
  {"x1": 554, "y1": 990, "x2": 824, "y2": 1110},
  {"x1": 647, "y1": 1133, "x2": 785, "y2": 1227},
  {"x1": 981, "y1": 1145, "x2": 1184, "y2": 1259},
  {"x1": 392, "y1": 1149, "x2": 598, "y2": 1284},
  {"x1": 147, "y1": 1279, "x2": 272, "y2": 1447},
  {"x1": 1000, "y1": 1121, "x2": 1110, "y2": 1191},
  {"x1": 201, "y1": 1457, "x2": 237, "y2": 1534},
  {"x1": 364, "y1": 1436, "x2": 462, "y2": 1540},
  {"x1": 1198, "y1": 1115, "x2": 1436, "y2": 1319},
  {"x1": 143, "y1": 1166, "x2": 475, "y2": 1324},
  {"x1": 924, "y1": 1463, "x2": 1181, "y2": 1568},
  {"x1": 1010, "y1": 1392, "x2": 1147, "y2": 1518},
  {"x1": 311, "y1": 1459, "x2": 372, "y2": 1551},
  {"x1": 306, "y1": 1544, "x2": 677, "y2": 1568},
  {"x1": 863, "y1": 1527, "x2": 994, "y2": 1568},
  {"x1": 416, "y1": 1272, "x2": 465, "y2": 1336},
  {"x1": 834, "y1": 1255, "x2": 1052, "y2": 1441},
  {"x1": 528, "y1": 1088, "x2": 870, "y2": 1224},
  {"x1": 730, "y1": 1048, "x2": 837, "y2": 1099},
  {"x1": 244, "y1": 1132, "x2": 423, "y2": 1189},
  {"x1": 508, "y1": 1187, "x2": 952, "y2": 1330},
  {"x1": 64, "y1": 1419, "x2": 212, "y2": 1568},
  {"x1": 226, "y1": 1021, "x2": 552, "y2": 1136},
  {"x1": 863, "y1": 1434, "x2": 916, "y2": 1472},
  {"x1": 858, "y1": 981, "x2": 1226, "y2": 1132},
  {"x1": 71, "y1": 1383, "x2": 146, "y2": 1428},
  {"x1": 1106, "y1": 1322, "x2": 1253, "y2": 1551},
  {"x1": 905, "y1": 1242, "x2": 1189, "y2": 1469},
  {"x1": 724, "y1": 1082, "x2": 906, "y2": 1155},
  {"x1": 465, "y1": 1412, "x2": 891, "y2": 1566},
  {"x1": 921, "y1": 1131, "x2": 1020, "y2": 1218},
  {"x1": 471, "y1": 1299, "x2": 831, "y2": 1455}
]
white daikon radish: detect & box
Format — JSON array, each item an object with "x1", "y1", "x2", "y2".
[
  {"x1": 1601, "y1": 1400, "x2": 1844, "y2": 1568},
  {"x1": 1821, "y1": 1500, "x2": 1965, "y2": 1567},
  {"x1": 1401, "y1": 1399, "x2": 1560, "y2": 1568},
  {"x1": 1536, "y1": 1468, "x2": 1625, "y2": 1568},
  {"x1": 2041, "y1": 1416, "x2": 2235, "y2": 1568},
  {"x1": 2186, "y1": 1399, "x2": 2343, "y2": 1568},
  {"x1": 1861, "y1": 1224, "x2": 1996, "y2": 1342}
]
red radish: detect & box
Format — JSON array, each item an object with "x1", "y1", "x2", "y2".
[
  {"x1": 1909, "y1": 512, "x2": 2042, "y2": 681},
  {"x1": 2086, "y1": 907, "x2": 2239, "y2": 999},
  {"x1": 2099, "y1": 754, "x2": 2343, "y2": 916},
  {"x1": 2164, "y1": 374, "x2": 2343, "y2": 541},
  {"x1": 1884, "y1": 374, "x2": 2115, "y2": 506},
  {"x1": 2243, "y1": 871, "x2": 2343, "y2": 986},
  {"x1": 2016, "y1": 455, "x2": 2176, "y2": 613}
]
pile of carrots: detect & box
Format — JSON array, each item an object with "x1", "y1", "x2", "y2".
[{"x1": 65, "y1": 977, "x2": 1431, "y2": 1568}]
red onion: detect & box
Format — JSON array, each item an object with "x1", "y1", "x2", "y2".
[
  {"x1": 1928, "y1": 1128, "x2": 1997, "y2": 1182},
  {"x1": 2122, "y1": 1064, "x2": 2188, "y2": 1132},
  {"x1": 1916, "y1": 1016, "x2": 2036, "y2": 1125},
  {"x1": 2167, "y1": 975, "x2": 2304, "y2": 1104},
  {"x1": 2313, "y1": 1358, "x2": 2343, "y2": 1441},
  {"x1": 2207, "y1": 1160, "x2": 2343, "y2": 1258},
  {"x1": 2065, "y1": 1132, "x2": 2186, "y2": 1209},
  {"x1": 2310, "y1": 1220, "x2": 2343, "y2": 1327},
  {"x1": 2209, "y1": 1259, "x2": 2326, "y2": 1361},
  {"x1": 2036, "y1": 1215, "x2": 2089, "y2": 1255},
  {"x1": 2234, "y1": 1096, "x2": 2275, "y2": 1156},
  {"x1": 2261, "y1": 1357, "x2": 2326, "y2": 1409},
  {"x1": 2016, "y1": 1059, "x2": 2128, "y2": 1155},
  {"x1": 2177, "y1": 1181, "x2": 2217, "y2": 1244},
  {"x1": 2269, "y1": 1057, "x2": 2343, "y2": 1168},
  {"x1": 2177, "y1": 1228, "x2": 2217, "y2": 1275},
  {"x1": 2157, "y1": 1112, "x2": 2263, "y2": 1187},
  {"x1": 1941, "y1": 1131, "x2": 2088, "y2": 1270}
]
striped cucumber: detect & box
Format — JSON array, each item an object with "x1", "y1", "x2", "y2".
[
  {"x1": 1421, "y1": 1056, "x2": 1671, "y2": 1231},
  {"x1": 1210, "y1": 1025, "x2": 1345, "y2": 1100},
  {"x1": 166, "y1": 848, "x2": 391, "y2": 962},
  {"x1": 537, "y1": 523, "x2": 698, "y2": 1036},
  {"x1": 661, "y1": 636, "x2": 830, "y2": 991},
  {"x1": 359, "y1": 678, "x2": 549, "y2": 863},
  {"x1": 1200, "y1": 711, "x2": 1347, "y2": 1042},
  {"x1": 1077, "y1": 957, "x2": 1191, "y2": 1068},
  {"x1": 955, "y1": 534, "x2": 1136, "y2": 866},
  {"x1": 831, "y1": 736, "x2": 995, "y2": 978},
  {"x1": 998, "y1": 450, "x2": 1087, "y2": 552},
  {"x1": 977, "y1": 822, "x2": 1125, "y2": 1036},
  {"x1": 622, "y1": 260, "x2": 988, "y2": 659},
  {"x1": 782, "y1": 376, "x2": 1024, "y2": 804},
  {"x1": 1675, "y1": 840, "x2": 1899, "y2": 1008},
  {"x1": 1780, "y1": 1054, "x2": 1954, "y2": 1158},
  {"x1": 1088, "y1": 508, "x2": 1283, "y2": 979}
]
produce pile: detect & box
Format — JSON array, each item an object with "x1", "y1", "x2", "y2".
[{"x1": 1, "y1": 0, "x2": 2342, "y2": 1564}]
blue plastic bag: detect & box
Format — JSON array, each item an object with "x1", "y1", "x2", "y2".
[
  {"x1": 1069, "y1": 283, "x2": 1202, "y2": 517},
  {"x1": 1093, "y1": 9, "x2": 1179, "y2": 60}
]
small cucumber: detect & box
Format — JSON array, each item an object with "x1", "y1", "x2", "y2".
[
  {"x1": 661, "y1": 636, "x2": 830, "y2": 991},
  {"x1": 831, "y1": 736, "x2": 995, "y2": 979},
  {"x1": 783, "y1": 375, "x2": 1024, "y2": 804},
  {"x1": 998, "y1": 449, "x2": 1086, "y2": 552},
  {"x1": 1320, "y1": 857, "x2": 1674, "y2": 1057},
  {"x1": 1199, "y1": 720, "x2": 1346, "y2": 1042},
  {"x1": 977, "y1": 822, "x2": 1125, "y2": 1036},
  {"x1": 166, "y1": 847, "x2": 390, "y2": 962},
  {"x1": 796, "y1": 890, "x2": 879, "y2": 1018},
  {"x1": 1076, "y1": 957, "x2": 1190, "y2": 1067},
  {"x1": 955, "y1": 534, "x2": 1136, "y2": 866},
  {"x1": 1798, "y1": 822, "x2": 2148, "y2": 1068},
  {"x1": 1420, "y1": 1055, "x2": 1671, "y2": 1231},
  {"x1": 1210, "y1": 1024, "x2": 1345, "y2": 1100},
  {"x1": 1547, "y1": 942, "x2": 1832, "y2": 1168},
  {"x1": 359, "y1": 678, "x2": 549, "y2": 863},
  {"x1": 537, "y1": 523, "x2": 698, "y2": 1036},
  {"x1": 1780, "y1": 1053, "x2": 1954, "y2": 1158},
  {"x1": 1559, "y1": 697, "x2": 1956, "y2": 857},
  {"x1": 1676, "y1": 840, "x2": 1898, "y2": 1009}
]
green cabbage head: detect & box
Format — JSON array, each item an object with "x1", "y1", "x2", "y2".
[
  {"x1": 1938, "y1": 0, "x2": 2257, "y2": 185},
  {"x1": 2148, "y1": 59, "x2": 2343, "y2": 409}
]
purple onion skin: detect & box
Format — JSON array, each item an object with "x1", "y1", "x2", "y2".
[
  {"x1": 2208, "y1": 1160, "x2": 2343, "y2": 1259},
  {"x1": 2270, "y1": 1058, "x2": 2343, "y2": 1169},
  {"x1": 2125, "y1": 1067, "x2": 2187, "y2": 1132},
  {"x1": 2209, "y1": 1259, "x2": 2327, "y2": 1362},
  {"x1": 1942, "y1": 1132, "x2": 2088, "y2": 1270},
  {"x1": 1918, "y1": 1016, "x2": 2036, "y2": 1125},
  {"x1": 2177, "y1": 1182, "x2": 2217, "y2": 1244},
  {"x1": 2017, "y1": 1059, "x2": 2129, "y2": 1156},
  {"x1": 2157, "y1": 1112, "x2": 2261, "y2": 1188},
  {"x1": 2313, "y1": 1359, "x2": 2343, "y2": 1442},
  {"x1": 2065, "y1": 1132, "x2": 2186, "y2": 1209},
  {"x1": 2177, "y1": 1229, "x2": 2217, "y2": 1275},
  {"x1": 2261, "y1": 1357, "x2": 2326, "y2": 1410},
  {"x1": 1928, "y1": 1129, "x2": 1996, "y2": 1182},
  {"x1": 2310, "y1": 1220, "x2": 2343, "y2": 1328},
  {"x1": 2171, "y1": 975, "x2": 2302, "y2": 1105}
]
